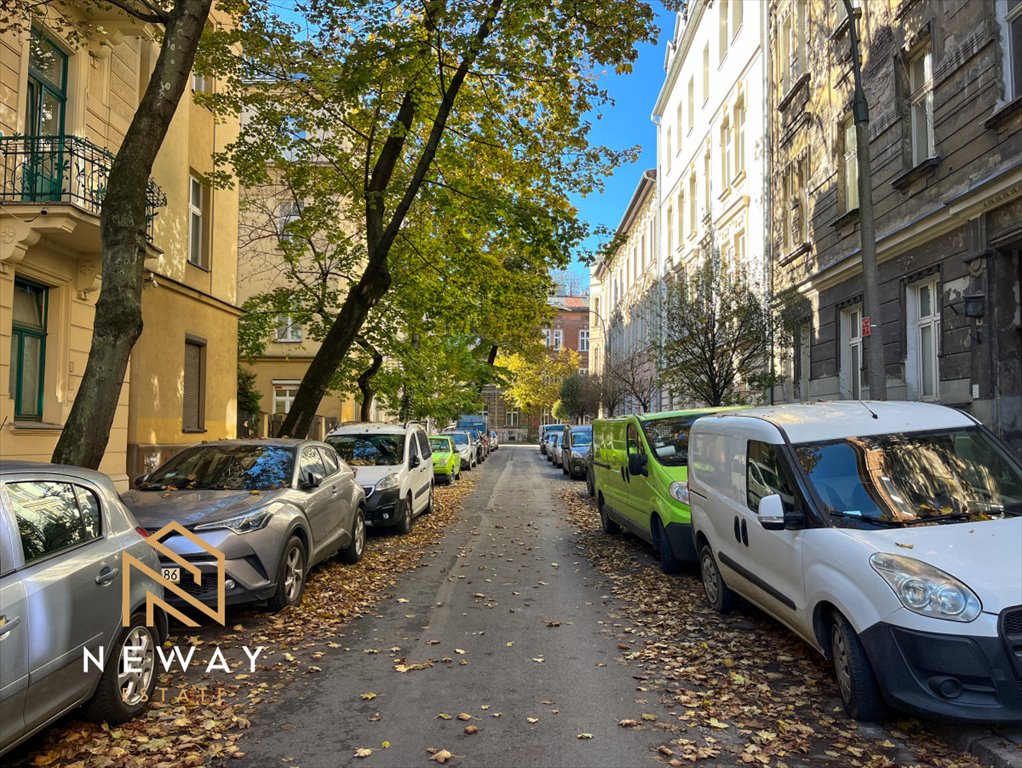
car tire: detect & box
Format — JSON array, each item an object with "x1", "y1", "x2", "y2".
[
  {"x1": 831, "y1": 612, "x2": 887, "y2": 721},
  {"x1": 85, "y1": 613, "x2": 158, "y2": 724},
  {"x1": 268, "y1": 535, "x2": 307, "y2": 611},
  {"x1": 598, "y1": 494, "x2": 620, "y2": 535},
  {"x1": 655, "y1": 518, "x2": 683, "y2": 575},
  {"x1": 699, "y1": 543, "x2": 735, "y2": 613},
  {"x1": 338, "y1": 507, "x2": 366, "y2": 565},
  {"x1": 396, "y1": 494, "x2": 413, "y2": 534},
  {"x1": 423, "y1": 483, "x2": 435, "y2": 514}
]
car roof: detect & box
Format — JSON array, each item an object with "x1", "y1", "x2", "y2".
[
  {"x1": 328, "y1": 422, "x2": 410, "y2": 436},
  {"x1": 692, "y1": 401, "x2": 978, "y2": 443},
  {"x1": 571, "y1": 424, "x2": 592, "y2": 431},
  {"x1": 0, "y1": 460, "x2": 117, "y2": 486}
]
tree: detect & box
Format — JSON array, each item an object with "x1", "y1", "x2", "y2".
[
  {"x1": 6, "y1": 0, "x2": 233, "y2": 468},
  {"x1": 232, "y1": 0, "x2": 661, "y2": 438},
  {"x1": 661, "y1": 257, "x2": 774, "y2": 407},
  {"x1": 604, "y1": 346, "x2": 659, "y2": 413},
  {"x1": 559, "y1": 373, "x2": 601, "y2": 422},
  {"x1": 501, "y1": 348, "x2": 580, "y2": 419}
]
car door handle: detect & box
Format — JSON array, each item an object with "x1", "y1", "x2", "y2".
[
  {"x1": 0, "y1": 614, "x2": 22, "y2": 640},
  {"x1": 95, "y1": 566, "x2": 119, "y2": 586}
]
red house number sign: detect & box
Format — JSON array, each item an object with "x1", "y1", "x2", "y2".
[{"x1": 861, "y1": 316, "x2": 871, "y2": 337}]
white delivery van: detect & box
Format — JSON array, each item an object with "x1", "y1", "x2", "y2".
[{"x1": 687, "y1": 401, "x2": 1022, "y2": 722}]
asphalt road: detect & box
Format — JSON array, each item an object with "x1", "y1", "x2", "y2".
[{"x1": 238, "y1": 445, "x2": 670, "y2": 767}]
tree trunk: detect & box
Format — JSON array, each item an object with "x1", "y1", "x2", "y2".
[
  {"x1": 844, "y1": 0, "x2": 886, "y2": 399},
  {"x1": 52, "y1": 0, "x2": 213, "y2": 469},
  {"x1": 357, "y1": 345, "x2": 384, "y2": 421}
]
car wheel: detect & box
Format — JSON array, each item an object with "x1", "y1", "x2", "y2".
[
  {"x1": 831, "y1": 612, "x2": 887, "y2": 721},
  {"x1": 598, "y1": 494, "x2": 620, "y2": 535},
  {"x1": 423, "y1": 483, "x2": 435, "y2": 514},
  {"x1": 85, "y1": 613, "x2": 158, "y2": 724},
  {"x1": 586, "y1": 469, "x2": 595, "y2": 497},
  {"x1": 396, "y1": 494, "x2": 413, "y2": 534},
  {"x1": 269, "y1": 536, "x2": 307, "y2": 611},
  {"x1": 338, "y1": 507, "x2": 366, "y2": 565},
  {"x1": 655, "y1": 518, "x2": 683, "y2": 575},
  {"x1": 699, "y1": 543, "x2": 735, "y2": 613}
]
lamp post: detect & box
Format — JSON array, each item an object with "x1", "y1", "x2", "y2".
[{"x1": 588, "y1": 306, "x2": 614, "y2": 417}]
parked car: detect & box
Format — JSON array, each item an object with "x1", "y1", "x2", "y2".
[
  {"x1": 592, "y1": 408, "x2": 738, "y2": 573},
  {"x1": 123, "y1": 439, "x2": 365, "y2": 611},
  {"x1": 429, "y1": 435, "x2": 461, "y2": 484},
  {"x1": 547, "y1": 433, "x2": 560, "y2": 464},
  {"x1": 327, "y1": 422, "x2": 434, "y2": 533},
  {"x1": 448, "y1": 430, "x2": 476, "y2": 471},
  {"x1": 688, "y1": 401, "x2": 1022, "y2": 722},
  {"x1": 1, "y1": 462, "x2": 169, "y2": 756},
  {"x1": 489, "y1": 430, "x2": 500, "y2": 450},
  {"x1": 539, "y1": 424, "x2": 564, "y2": 456},
  {"x1": 563, "y1": 425, "x2": 592, "y2": 480},
  {"x1": 467, "y1": 428, "x2": 486, "y2": 463}
]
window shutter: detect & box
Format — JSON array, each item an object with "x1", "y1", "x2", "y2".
[{"x1": 183, "y1": 341, "x2": 203, "y2": 430}]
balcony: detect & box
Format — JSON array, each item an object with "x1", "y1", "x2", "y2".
[{"x1": 0, "y1": 134, "x2": 166, "y2": 252}]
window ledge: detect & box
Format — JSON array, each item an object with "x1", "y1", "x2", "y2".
[
  {"x1": 832, "y1": 207, "x2": 860, "y2": 230},
  {"x1": 985, "y1": 95, "x2": 1022, "y2": 129},
  {"x1": 11, "y1": 421, "x2": 63, "y2": 432},
  {"x1": 890, "y1": 155, "x2": 940, "y2": 191},
  {"x1": 183, "y1": 428, "x2": 207, "y2": 434},
  {"x1": 777, "y1": 73, "x2": 811, "y2": 113},
  {"x1": 830, "y1": 7, "x2": 861, "y2": 40},
  {"x1": 186, "y1": 260, "x2": 211, "y2": 273},
  {"x1": 779, "y1": 242, "x2": 812, "y2": 266}
]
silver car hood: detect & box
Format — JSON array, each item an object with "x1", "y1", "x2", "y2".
[{"x1": 121, "y1": 488, "x2": 283, "y2": 528}]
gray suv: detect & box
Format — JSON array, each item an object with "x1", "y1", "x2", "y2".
[{"x1": 1, "y1": 461, "x2": 168, "y2": 757}]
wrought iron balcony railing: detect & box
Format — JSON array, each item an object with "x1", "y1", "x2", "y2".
[{"x1": 0, "y1": 134, "x2": 167, "y2": 242}]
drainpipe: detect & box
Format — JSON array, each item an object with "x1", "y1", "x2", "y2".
[
  {"x1": 652, "y1": 116, "x2": 664, "y2": 414},
  {"x1": 764, "y1": 0, "x2": 776, "y2": 405}
]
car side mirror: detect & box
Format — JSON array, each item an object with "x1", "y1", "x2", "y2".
[
  {"x1": 409, "y1": 455, "x2": 420, "y2": 469},
  {"x1": 628, "y1": 453, "x2": 648, "y2": 477},
  {"x1": 757, "y1": 494, "x2": 786, "y2": 530},
  {"x1": 302, "y1": 471, "x2": 322, "y2": 490},
  {"x1": 133, "y1": 474, "x2": 149, "y2": 488}
]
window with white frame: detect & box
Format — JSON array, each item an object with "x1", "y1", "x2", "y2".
[
  {"x1": 676, "y1": 192, "x2": 684, "y2": 245},
  {"x1": 192, "y1": 72, "x2": 208, "y2": 93},
  {"x1": 732, "y1": 0, "x2": 743, "y2": 36},
  {"x1": 278, "y1": 200, "x2": 303, "y2": 240},
  {"x1": 579, "y1": 329, "x2": 589, "y2": 352},
  {"x1": 506, "y1": 408, "x2": 519, "y2": 427},
  {"x1": 687, "y1": 77, "x2": 695, "y2": 131},
  {"x1": 666, "y1": 204, "x2": 674, "y2": 259},
  {"x1": 543, "y1": 328, "x2": 551, "y2": 347},
  {"x1": 675, "y1": 101, "x2": 683, "y2": 151},
  {"x1": 719, "y1": 0, "x2": 729, "y2": 62},
  {"x1": 1007, "y1": 0, "x2": 1022, "y2": 100},
  {"x1": 703, "y1": 151, "x2": 711, "y2": 215},
  {"x1": 275, "y1": 314, "x2": 302, "y2": 343},
  {"x1": 688, "y1": 173, "x2": 697, "y2": 235},
  {"x1": 665, "y1": 126, "x2": 672, "y2": 172},
  {"x1": 908, "y1": 42, "x2": 935, "y2": 165},
  {"x1": 841, "y1": 306, "x2": 865, "y2": 400},
  {"x1": 734, "y1": 98, "x2": 746, "y2": 174},
  {"x1": 188, "y1": 175, "x2": 209, "y2": 269},
  {"x1": 843, "y1": 115, "x2": 859, "y2": 211},
  {"x1": 578, "y1": 367, "x2": 588, "y2": 376},
  {"x1": 552, "y1": 328, "x2": 563, "y2": 350},
  {"x1": 540, "y1": 408, "x2": 553, "y2": 426},
  {"x1": 702, "y1": 44, "x2": 710, "y2": 102},
  {"x1": 273, "y1": 381, "x2": 300, "y2": 414},
  {"x1": 907, "y1": 277, "x2": 940, "y2": 400},
  {"x1": 720, "y1": 116, "x2": 732, "y2": 188}
]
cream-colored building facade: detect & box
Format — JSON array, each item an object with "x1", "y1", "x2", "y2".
[{"x1": 0, "y1": 3, "x2": 241, "y2": 484}]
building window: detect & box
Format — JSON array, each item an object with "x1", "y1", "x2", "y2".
[
  {"x1": 675, "y1": 101, "x2": 683, "y2": 152},
  {"x1": 687, "y1": 77, "x2": 695, "y2": 132},
  {"x1": 579, "y1": 329, "x2": 590, "y2": 352},
  {"x1": 840, "y1": 306, "x2": 865, "y2": 400},
  {"x1": 543, "y1": 328, "x2": 551, "y2": 347},
  {"x1": 719, "y1": 0, "x2": 729, "y2": 62},
  {"x1": 734, "y1": 98, "x2": 746, "y2": 174},
  {"x1": 192, "y1": 72, "x2": 209, "y2": 93},
  {"x1": 732, "y1": 0, "x2": 743, "y2": 36},
  {"x1": 703, "y1": 151, "x2": 711, "y2": 216},
  {"x1": 688, "y1": 173, "x2": 697, "y2": 235},
  {"x1": 796, "y1": 319, "x2": 812, "y2": 401},
  {"x1": 720, "y1": 116, "x2": 732, "y2": 188},
  {"x1": 702, "y1": 44, "x2": 710, "y2": 103},
  {"x1": 843, "y1": 115, "x2": 859, "y2": 212},
  {"x1": 188, "y1": 175, "x2": 210, "y2": 269},
  {"x1": 1007, "y1": 0, "x2": 1022, "y2": 99},
  {"x1": 506, "y1": 408, "x2": 519, "y2": 427},
  {"x1": 665, "y1": 126, "x2": 672, "y2": 172},
  {"x1": 278, "y1": 200, "x2": 303, "y2": 241},
  {"x1": 907, "y1": 277, "x2": 940, "y2": 400},
  {"x1": 26, "y1": 29, "x2": 67, "y2": 137},
  {"x1": 676, "y1": 192, "x2": 684, "y2": 245},
  {"x1": 733, "y1": 229, "x2": 745, "y2": 273},
  {"x1": 552, "y1": 328, "x2": 563, "y2": 350},
  {"x1": 10, "y1": 278, "x2": 47, "y2": 420},
  {"x1": 273, "y1": 381, "x2": 300, "y2": 414},
  {"x1": 540, "y1": 408, "x2": 553, "y2": 426},
  {"x1": 578, "y1": 368, "x2": 588, "y2": 376},
  {"x1": 183, "y1": 339, "x2": 206, "y2": 431},
  {"x1": 275, "y1": 314, "x2": 302, "y2": 343},
  {"x1": 908, "y1": 42, "x2": 935, "y2": 165}
]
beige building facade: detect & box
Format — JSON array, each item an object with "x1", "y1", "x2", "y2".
[{"x1": 1, "y1": 3, "x2": 241, "y2": 484}]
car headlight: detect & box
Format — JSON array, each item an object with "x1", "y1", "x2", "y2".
[
  {"x1": 669, "y1": 481, "x2": 690, "y2": 505},
  {"x1": 869, "y1": 553, "x2": 982, "y2": 622},
  {"x1": 194, "y1": 502, "x2": 282, "y2": 534},
  {"x1": 375, "y1": 473, "x2": 400, "y2": 491}
]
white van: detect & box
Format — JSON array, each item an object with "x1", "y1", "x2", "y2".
[{"x1": 687, "y1": 401, "x2": 1022, "y2": 722}]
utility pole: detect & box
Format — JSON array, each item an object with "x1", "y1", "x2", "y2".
[{"x1": 844, "y1": 0, "x2": 887, "y2": 399}]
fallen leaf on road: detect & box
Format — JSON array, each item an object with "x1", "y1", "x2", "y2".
[
  {"x1": 396, "y1": 598, "x2": 410, "y2": 603},
  {"x1": 618, "y1": 719, "x2": 639, "y2": 728},
  {"x1": 381, "y1": 741, "x2": 390, "y2": 749},
  {"x1": 456, "y1": 713, "x2": 472, "y2": 721},
  {"x1": 641, "y1": 713, "x2": 656, "y2": 722},
  {"x1": 360, "y1": 692, "x2": 377, "y2": 701},
  {"x1": 531, "y1": 657, "x2": 545, "y2": 663},
  {"x1": 430, "y1": 750, "x2": 453, "y2": 763},
  {"x1": 526, "y1": 717, "x2": 539, "y2": 724},
  {"x1": 354, "y1": 748, "x2": 372, "y2": 758},
  {"x1": 437, "y1": 713, "x2": 452, "y2": 720},
  {"x1": 576, "y1": 733, "x2": 593, "y2": 740},
  {"x1": 464, "y1": 725, "x2": 478, "y2": 735}
]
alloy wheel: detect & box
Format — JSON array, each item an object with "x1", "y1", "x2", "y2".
[
  {"x1": 701, "y1": 551, "x2": 720, "y2": 605},
  {"x1": 284, "y1": 545, "x2": 304, "y2": 603},
  {"x1": 354, "y1": 513, "x2": 365, "y2": 558},
  {"x1": 117, "y1": 626, "x2": 155, "y2": 706}
]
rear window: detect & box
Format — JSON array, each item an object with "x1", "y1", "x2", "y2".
[
  {"x1": 327, "y1": 434, "x2": 405, "y2": 466},
  {"x1": 429, "y1": 437, "x2": 451, "y2": 452}
]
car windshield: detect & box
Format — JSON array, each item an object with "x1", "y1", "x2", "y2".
[
  {"x1": 641, "y1": 416, "x2": 697, "y2": 467},
  {"x1": 795, "y1": 427, "x2": 1022, "y2": 526},
  {"x1": 570, "y1": 429, "x2": 592, "y2": 447},
  {"x1": 327, "y1": 434, "x2": 405, "y2": 466},
  {"x1": 450, "y1": 432, "x2": 469, "y2": 446},
  {"x1": 141, "y1": 444, "x2": 294, "y2": 491},
  {"x1": 429, "y1": 438, "x2": 452, "y2": 453}
]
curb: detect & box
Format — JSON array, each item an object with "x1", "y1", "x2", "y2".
[{"x1": 941, "y1": 725, "x2": 1022, "y2": 768}]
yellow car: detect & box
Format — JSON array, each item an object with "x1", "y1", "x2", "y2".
[{"x1": 429, "y1": 435, "x2": 461, "y2": 484}]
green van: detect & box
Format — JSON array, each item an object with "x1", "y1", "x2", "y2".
[{"x1": 592, "y1": 408, "x2": 740, "y2": 573}]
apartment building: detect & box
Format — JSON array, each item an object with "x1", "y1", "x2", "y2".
[
  {"x1": 769, "y1": 0, "x2": 1022, "y2": 453},
  {"x1": 0, "y1": 5, "x2": 241, "y2": 483}
]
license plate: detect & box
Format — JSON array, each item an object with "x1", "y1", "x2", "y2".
[{"x1": 161, "y1": 566, "x2": 181, "y2": 584}]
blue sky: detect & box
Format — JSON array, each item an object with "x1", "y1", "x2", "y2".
[{"x1": 565, "y1": 3, "x2": 678, "y2": 287}]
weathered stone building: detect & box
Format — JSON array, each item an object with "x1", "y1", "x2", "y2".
[{"x1": 770, "y1": 0, "x2": 1022, "y2": 454}]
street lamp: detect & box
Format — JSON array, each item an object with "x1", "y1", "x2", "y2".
[{"x1": 588, "y1": 305, "x2": 614, "y2": 417}]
